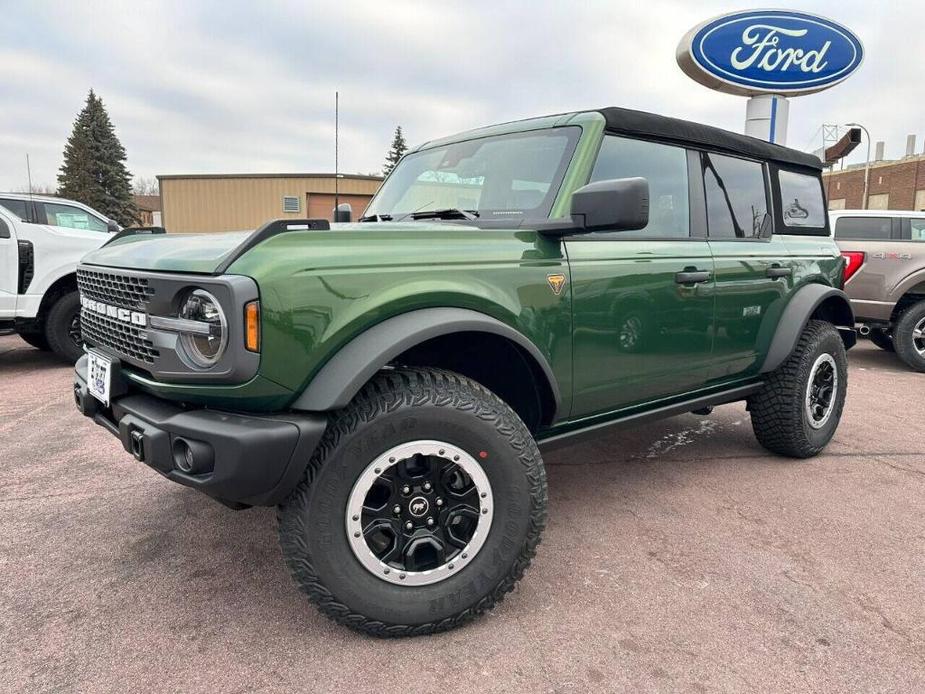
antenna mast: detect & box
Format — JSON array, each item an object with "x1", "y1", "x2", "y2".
[
  {"x1": 25, "y1": 154, "x2": 36, "y2": 221},
  {"x1": 334, "y1": 91, "x2": 339, "y2": 215}
]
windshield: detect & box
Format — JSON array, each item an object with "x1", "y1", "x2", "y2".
[{"x1": 364, "y1": 127, "x2": 580, "y2": 223}]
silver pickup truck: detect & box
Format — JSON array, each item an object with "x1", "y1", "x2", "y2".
[{"x1": 831, "y1": 209, "x2": 925, "y2": 371}]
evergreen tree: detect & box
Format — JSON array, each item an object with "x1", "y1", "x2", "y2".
[
  {"x1": 383, "y1": 126, "x2": 408, "y2": 176},
  {"x1": 58, "y1": 90, "x2": 138, "y2": 226}
]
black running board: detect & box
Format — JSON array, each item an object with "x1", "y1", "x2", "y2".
[{"x1": 537, "y1": 382, "x2": 763, "y2": 452}]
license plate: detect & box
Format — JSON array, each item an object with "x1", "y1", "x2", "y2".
[{"x1": 87, "y1": 350, "x2": 112, "y2": 406}]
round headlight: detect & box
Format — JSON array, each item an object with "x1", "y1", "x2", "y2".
[{"x1": 178, "y1": 289, "x2": 227, "y2": 368}]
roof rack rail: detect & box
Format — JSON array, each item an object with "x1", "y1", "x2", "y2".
[
  {"x1": 103, "y1": 226, "x2": 167, "y2": 247},
  {"x1": 214, "y1": 218, "x2": 330, "y2": 274}
]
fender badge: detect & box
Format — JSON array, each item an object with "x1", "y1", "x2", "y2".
[{"x1": 546, "y1": 273, "x2": 567, "y2": 296}]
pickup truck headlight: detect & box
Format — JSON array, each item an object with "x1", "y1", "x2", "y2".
[{"x1": 178, "y1": 289, "x2": 227, "y2": 368}]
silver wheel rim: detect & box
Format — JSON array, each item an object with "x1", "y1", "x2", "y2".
[
  {"x1": 913, "y1": 317, "x2": 925, "y2": 356},
  {"x1": 805, "y1": 353, "x2": 838, "y2": 430},
  {"x1": 346, "y1": 440, "x2": 494, "y2": 587}
]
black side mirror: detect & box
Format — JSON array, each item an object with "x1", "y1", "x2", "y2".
[
  {"x1": 334, "y1": 203, "x2": 352, "y2": 223},
  {"x1": 107, "y1": 220, "x2": 120, "y2": 233},
  {"x1": 570, "y1": 177, "x2": 649, "y2": 232}
]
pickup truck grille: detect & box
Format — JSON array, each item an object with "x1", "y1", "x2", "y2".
[
  {"x1": 76, "y1": 268, "x2": 155, "y2": 310},
  {"x1": 80, "y1": 310, "x2": 159, "y2": 364},
  {"x1": 77, "y1": 268, "x2": 159, "y2": 364}
]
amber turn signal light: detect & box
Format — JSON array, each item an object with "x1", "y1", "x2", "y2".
[{"x1": 244, "y1": 301, "x2": 260, "y2": 352}]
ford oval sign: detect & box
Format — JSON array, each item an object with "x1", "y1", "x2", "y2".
[{"x1": 677, "y1": 10, "x2": 863, "y2": 96}]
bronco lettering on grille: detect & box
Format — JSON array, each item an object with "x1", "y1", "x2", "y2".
[{"x1": 80, "y1": 296, "x2": 147, "y2": 327}]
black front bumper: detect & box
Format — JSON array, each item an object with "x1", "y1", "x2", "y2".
[{"x1": 74, "y1": 355, "x2": 326, "y2": 507}]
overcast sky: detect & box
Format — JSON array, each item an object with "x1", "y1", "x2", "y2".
[{"x1": 0, "y1": 0, "x2": 920, "y2": 191}]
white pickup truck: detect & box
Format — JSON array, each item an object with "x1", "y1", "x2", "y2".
[{"x1": 0, "y1": 193, "x2": 119, "y2": 361}]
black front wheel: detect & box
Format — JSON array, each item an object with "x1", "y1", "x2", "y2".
[
  {"x1": 18, "y1": 330, "x2": 51, "y2": 351},
  {"x1": 893, "y1": 302, "x2": 925, "y2": 372},
  {"x1": 44, "y1": 291, "x2": 84, "y2": 363},
  {"x1": 278, "y1": 367, "x2": 547, "y2": 637}
]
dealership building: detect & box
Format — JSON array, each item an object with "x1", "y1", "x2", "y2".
[
  {"x1": 823, "y1": 144, "x2": 925, "y2": 212},
  {"x1": 156, "y1": 173, "x2": 383, "y2": 233}
]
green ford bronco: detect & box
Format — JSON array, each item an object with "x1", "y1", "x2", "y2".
[{"x1": 74, "y1": 107, "x2": 855, "y2": 636}]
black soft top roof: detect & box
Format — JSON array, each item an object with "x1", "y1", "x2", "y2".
[{"x1": 598, "y1": 106, "x2": 822, "y2": 172}]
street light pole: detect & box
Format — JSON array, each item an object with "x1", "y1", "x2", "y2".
[{"x1": 846, "y1": 122, "x2": 871, "y2": 210}]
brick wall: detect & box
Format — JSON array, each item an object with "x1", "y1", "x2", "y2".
[{"x1": 823, "y1": 155, "x2": 925, "y2": 211}]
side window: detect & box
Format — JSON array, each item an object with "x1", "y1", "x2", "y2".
[
  {"x1": 778, "y1": 170, "x2": 826, "y2": 228},
  {"x1": 43, "y1": 203, "x2": 108, "y2": 232},
  {"x1": 0, "y1": 199, "x2": 31, "y2": 221},
  {"x1": 0, "y1": 217, "x2": 9, "y2": 239},
  {"x1": 834, "y1": 217, "x2": 891, "y2": 240},
  {"x1": 589, "y1": 135, "x2": 689, "y2": 238},
  {"x1": 910, "y1": 218, "x2": 925, "y2": 241},
  {"x1": 703, "y1": 153, "x2": 769, "y2": 239}
]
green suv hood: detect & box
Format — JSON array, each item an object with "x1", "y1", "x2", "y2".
[
  {"x1": 81, "y1": 231, "x2": 252, "y2": 274},
  {"x1": 79, "y1": 224, "x2": 488, "y2": 275}
]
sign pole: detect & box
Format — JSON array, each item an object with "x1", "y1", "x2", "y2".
[{"x1": 744, "y1": 95, "x2": 789, "y2": 145}]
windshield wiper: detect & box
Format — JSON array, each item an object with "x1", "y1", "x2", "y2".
[
  {"x1": 408, "y1": 208, "x2": 480, "y2": 221},
  {"x1": 358, "y1": 214, "x2": 393, "y2": 222}
]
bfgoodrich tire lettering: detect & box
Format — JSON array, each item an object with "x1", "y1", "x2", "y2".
[
  {"x1": 277, "y1": 367, "x2": 547, "y2": 637},
  {"x1": 748, "y1": 320, "x2": 848, "y2": 458},
  {"x1": 893, "y1": 301, "x2": 925, "y2": 373}
]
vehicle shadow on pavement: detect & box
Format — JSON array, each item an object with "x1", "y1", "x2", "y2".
[
  {"x1": 0, "y1": 338, "x2": 73, "y2": 371},
  {"x1": 848, "y1": 337, "x2": 919, "y2": 374}
]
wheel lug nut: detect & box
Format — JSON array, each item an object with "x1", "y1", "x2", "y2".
[
  {"x1": 436, "y1": 498, "x2": 443, "y2": 507},
  {"x1": 423, "y1": 482, "x2": 432, "y2": 492},
  {"x1": 393, "y1": 505, "x2": 401, "y2": 515},
  {"x1": 426, "y1": 517, "x2": 434, "y2": 527},
  {"x1": 404, "y1": 521, "x2": 413, "y2": 531},
  {"x1": 402, "y1": 485, "x2": 411, "y2": 495}
]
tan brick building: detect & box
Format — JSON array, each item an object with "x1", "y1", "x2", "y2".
[
  {"x1": 823, "y1": 155, "x2": 925, "y2": 211},
  {"x1": 157, "y1": 173, "x2": 383, "y2": 233}
]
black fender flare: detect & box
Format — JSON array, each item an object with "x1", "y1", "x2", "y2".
[
  {"x1": 290, "y1": 307, "x2": 561, "y2": 416},
  {"x1": 760, "y1": 284, "x2": 856, "y2": 373}
]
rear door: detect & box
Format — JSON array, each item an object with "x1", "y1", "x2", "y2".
[
  {"x1": 0, "y1": 210, "x2": 19, "y2": 316},
  {"x1": 567, "y1": 135, "x2": 715, "y2": 417},
  {"x1": 702, "y1": 152, "x2": 795, "y2": 379}
]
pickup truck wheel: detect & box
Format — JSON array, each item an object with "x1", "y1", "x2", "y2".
[
  {"x1": 18, "y1": 330, "x2": 51, "y2": 351},
  {"x1": 277, "y1": 367, "x2": 547, "y2": 637},
  {"x1": 867, "y1": 328, "x2": 895, "y2": 352},
  {"x1": 748, "y1": 320, "x2": 847, "y2": 458},
  {"x1": 44, "y1": 291, "x2": 83, "y2": 363},
  {"x1": 893, "y1": 302, "x2": 925, "y2": 372}
]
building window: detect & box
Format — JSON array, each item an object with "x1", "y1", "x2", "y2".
[
  {"x1": 915, "y1": 190, "x2": 925, "y2": 211},
  {"x1": 868, "y1": 193, "x2": 890, "y2": 210},
  {"x1": 828, "y1": 198, "x2": 846, "y2": 210},
  {"x1": 836, "y1": 181, "x2": 841, "y2": 191},
  {"x1": 282, "y1": 195, "x2": 301, "y2": 213}
]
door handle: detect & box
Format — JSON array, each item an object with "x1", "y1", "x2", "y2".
[
  {"x1": 766, "y1": 266, "x2": 792, "y2": 278},
  {"x1": 675, "y1": 270, "x2": 712, "y2": 285}
]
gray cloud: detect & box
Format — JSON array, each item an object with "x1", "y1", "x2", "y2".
[{"x1": 0, "y1": 0, "x2": 921, "y2": 191}]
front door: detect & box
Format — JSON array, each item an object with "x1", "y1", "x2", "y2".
[{"x1": 567, "y1": 136, "x2": 715, "y2": 418}]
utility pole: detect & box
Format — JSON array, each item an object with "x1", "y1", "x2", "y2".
[{"x1": 334, "y1": 91, "x2": 339, "y2": 214}]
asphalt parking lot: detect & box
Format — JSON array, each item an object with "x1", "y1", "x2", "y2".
[{"x1": 1, "y1": 334, "x2": 923, "y2": 693}]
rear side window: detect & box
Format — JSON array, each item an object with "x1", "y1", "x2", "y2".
[
  {"x1": 834, "y1": 217, "x2": 891, "y2": 240},
  {"x1": 590, "y1": 135, "x2": 690, "y2": 238},
  {"x1": 703, "y1": 153, "x2": 768, "y2": 239},
  {"x1": 910, "y1": 218, "x2": 925, "y2": 241},
  {"x1": 778, "y1": 171, "x2": 826, "y2": 228},
  {"x1": 0, "y1": 199, "x2": 31, "y2": 221},
  {"x1": 43, "y1": 202, "x2": 108, "y2": 232}
]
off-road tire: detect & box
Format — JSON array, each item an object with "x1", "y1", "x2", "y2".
[
  {"x1": 893, "y1": 301, "x2": 925, "y2": 372},
  {"x1": 278, "y1": 367, "x2": 548, "y2": 637},
  {"x1": 748, "y1": 320, "x2": 848, "y2": 458},
  {"x1": 867, "y1": 328, "x2": 895, "y2": 353},
  {"x1": 18, "y1": 330, "x2": 50, "y2": 351},
  {"x1": 44, "y1": 291, "x2": 83, "y2": 363}
]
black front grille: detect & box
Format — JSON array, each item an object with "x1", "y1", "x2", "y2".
[
  {"x1": 80, "y1": 309, "x2": 159, "y2": 364},
  {"x1": 77, "y1": 268, "x2": 155, "y2": 310}
]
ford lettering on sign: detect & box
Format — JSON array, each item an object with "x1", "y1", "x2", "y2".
[{"x1": 677, "y1": 10, "x2": 863, "y2": 96}]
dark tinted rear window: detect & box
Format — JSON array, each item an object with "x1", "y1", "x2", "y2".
[
  {"x1": 834, "y1": 217, "x2": 891, "y2": 240},
  {"x1": 703, "y1": 153, "x2": 768, "y2": 239}
]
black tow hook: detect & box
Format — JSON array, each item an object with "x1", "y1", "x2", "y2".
[{"x1": 130, "y1": 429, "x2": 145, "y2": 462}]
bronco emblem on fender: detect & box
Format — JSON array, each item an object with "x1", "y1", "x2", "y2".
[{"x1": 546, "y1": 273, "x2": 567, "y2": 296}]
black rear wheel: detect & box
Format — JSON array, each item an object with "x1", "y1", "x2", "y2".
[
  {"x1": 893, "y1": 302, "x2": 925, "y2": 372},
  {"x1": 748, "y1": 320, "x2": 848, "y2": 458}
]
